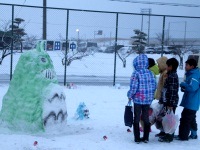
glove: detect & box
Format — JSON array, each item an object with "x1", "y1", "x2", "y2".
[
  {"x1": 181, "y1": 87, "x2": 185, "y2": 92},
  {"x1": 180, "y1": 82, "x2": 186, "y2": 88}
]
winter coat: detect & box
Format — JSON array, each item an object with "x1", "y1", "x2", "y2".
[
  {"x1": 127, "y1": 54, "x2": 156, "y2": 105},
  {"x1": 160, "y1": 71, "x2": 179, "y2": 107},
  {"x1": 180, "y1": 68, "x2": 200, "y2": 111},
  {"x1": 155, "y1": 56, "x2": 168, "y2": 100}
]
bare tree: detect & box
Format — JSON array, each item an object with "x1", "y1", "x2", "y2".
[
  {"x1": 61, "y1": 44, "x2": 95, "y2": 66},
  {"x1": 171, "y1": 40, "x2": 197, "y2": 70},
  {"x1": 117, "y1": 46, "x2": 135, "y2": 68}
]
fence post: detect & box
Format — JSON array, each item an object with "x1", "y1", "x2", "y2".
[
  {"x1": 161, "y1": 15, "x2": 166, "y2": 57},
  {"x1": 64, "y1": 9, "x2": 69, "y2": 86},
  {"x1": 113, "y1": 13, "x2": 119, "y2": 86},
  {"x1": 10, "y1": 5, "x2": 14, "y2": 80}
]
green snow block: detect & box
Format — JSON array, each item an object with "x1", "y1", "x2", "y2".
[{"x1": 0, "y1": 41, "x2": 67, "y2": 133}]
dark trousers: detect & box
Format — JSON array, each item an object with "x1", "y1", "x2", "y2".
[
  {"x1": 179, "y1": 108, "x2": 197, "y2": 140},
  {"x1": 133, "y1": 103, "x2": 150, "y2": 141}
]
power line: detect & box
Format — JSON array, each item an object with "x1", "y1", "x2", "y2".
[{"x1": 110, "y1": 0, "x2": 200, "y2": 7}]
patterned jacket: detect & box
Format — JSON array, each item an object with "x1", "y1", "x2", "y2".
[
  {"x1": 127, "y1": 54, "x2": 156, "y2": 105},
  {"x1": 160, "y1": 71, "x2": 179, "y2": 107}
]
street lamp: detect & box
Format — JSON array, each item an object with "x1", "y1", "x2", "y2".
[
  {"x1": 76, "y1": 29, "x2": 79, "y2": 44},
  {"x1": 140, "y1": 8, "x2": 152, "y2": 46}
]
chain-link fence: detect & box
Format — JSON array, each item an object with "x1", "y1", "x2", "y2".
[{"x1": 0, "y1": 3, "x2": 200, "y2": 86}]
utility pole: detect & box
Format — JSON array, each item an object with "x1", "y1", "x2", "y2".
[
  {"x1": 184, "y1": 21, "x2": 187, "y2": 48},
  {"x1": 147, "y1": 9, "x2": 151, "y2": 46},
  {"x1": 168, "y1": 22, "x2": 170, "y2": 46},
  {"x1": 141, "y1": 14, "x2": 144, "y2": 31},
  {"x1": 43, "y1": 0, "x2": 47, "y2": 40},
  {"x1": 140, "y1": 8, "x2": 151, "y2": 46}
]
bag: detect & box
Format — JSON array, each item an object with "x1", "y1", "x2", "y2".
[
  {"x1": 162, "y1": 110, "x2": 179, "y2": 134},
  {"x1": 149, "y1": 103, "x2": 163, "y2": 125},
  {"x1": 155, "y1": 106, "x2": 166, "y2": 131},
  {"x1": 124, "y1": 101, "x2": 133, "y2": 128}
]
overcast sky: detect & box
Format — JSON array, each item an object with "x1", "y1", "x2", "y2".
[
  {"x1": 1, "y1": 0, "x2": 200, "y2": 40},
  {"x1": 1, "y1": 0, "x2": 200, "y2": 17}
]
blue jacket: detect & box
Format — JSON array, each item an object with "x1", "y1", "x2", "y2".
[
  {"x1": 180, "y1": 68, "x2": 200, "y2": 111},
  {"x1": 127, "y1": 54, "x2": 156, "y2": 105}
]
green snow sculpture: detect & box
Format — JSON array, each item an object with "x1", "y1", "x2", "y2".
[{"x1": 0, "y1": 41, "x2": 67, "y2": 133}]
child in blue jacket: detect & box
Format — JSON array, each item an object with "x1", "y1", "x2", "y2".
[
  {"x1": 175, "y1": 58, "x2": 200, "y2": 141},
  {"x1": 127, "y1": 54, "x2": 156, "y2": 143}
]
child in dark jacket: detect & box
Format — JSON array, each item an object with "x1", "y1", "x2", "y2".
[
  {"x1": 158, "y1": 58, "x2": 179, "y2": 143},
  {"x1": 127, "y1": 54, "x2": 156, "y2": 144},
  {"x1": 175, "y1": 58, "x2": 200, "y2": 141}
]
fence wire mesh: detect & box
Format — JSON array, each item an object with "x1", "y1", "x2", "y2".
[{"x1": 0, "y1": 3, "x2": 200, "y2": 86}]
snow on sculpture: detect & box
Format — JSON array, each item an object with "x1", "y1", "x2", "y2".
[{"x1": 0, "y1": 41, "x2": 67, "y2": 133}]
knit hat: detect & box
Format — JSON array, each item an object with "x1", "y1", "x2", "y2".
[
  {"x1": 185, "y1": 58, "x2": 197, "y2": 68},
  {"x1": 148, "y1": 58, "x2": 156, "y2": 68}
]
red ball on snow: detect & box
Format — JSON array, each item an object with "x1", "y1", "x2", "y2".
[
  {"x1": 33, "y1": 141, "x2": 38, "y2": 146},
  {"x1": 127, "y1": 129, "x2": 131, "y2": 132},
  {"x1": 103, "y1": 135, "x2": 108, "y2": 140}
]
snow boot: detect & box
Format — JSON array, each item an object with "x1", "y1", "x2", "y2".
[
  {"x1": 155, "y1": 131, "x2": 166, "y2": 137},
  {"x1": 189, "y1": 129, "x2": 198, "y2": 139},
  {"x1": 158, "y1": 134, "x2": 173, "y2": 143}
]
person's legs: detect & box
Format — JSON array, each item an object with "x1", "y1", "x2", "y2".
[
  {"x1": 178, "y1": 108, "x2": 196, "y2": 140},
  {"x1": 189, "y1": 111, "x2": 198, "y2": 139},
  {"x1": 141, "y1": 104, "x2": 150, "y2": 142},
  {"x1": 133, "y1": 103, "x2": 142, "y2": 143}
]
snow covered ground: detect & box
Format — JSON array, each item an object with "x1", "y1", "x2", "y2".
[
  {"x1": 0, "y1": 51, "x2": 200, "y2": 149},
  {"x1": 0, "y1": 84, "x2": 200, "y2": 150},
  {"x1": 0, "y1": 51, "x2": 186, "y2": 78}
]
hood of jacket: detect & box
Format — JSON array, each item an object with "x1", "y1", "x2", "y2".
[
  {"x1": 133, "y1": 54, "x2": 149, "y2": 71},
  {"x1": 156, "y1": 56, "x2": 168, "y2": 72}
]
